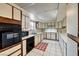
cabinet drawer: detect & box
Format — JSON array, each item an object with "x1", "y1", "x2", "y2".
[
  {"x1": 0, "y1": 4, "x2": 12, "y2": 18},
  {"x1": 0, "y1": 43, "x2": 21, "y2": 56},
  {"x1": 10, "y1": 49, "x2": 21, "y2": 56}
]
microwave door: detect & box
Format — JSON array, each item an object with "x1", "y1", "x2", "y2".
[{"x1": 2, "y1": 32, "x2": 14, "y2": 48}]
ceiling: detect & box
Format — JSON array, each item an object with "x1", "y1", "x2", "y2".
[{"x1": 15, "y1": 3, "x2": 66, "y2": 22}]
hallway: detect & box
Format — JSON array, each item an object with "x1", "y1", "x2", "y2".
[{"x1": 27, "y1": 40, "x2": 62, "y2": 56}]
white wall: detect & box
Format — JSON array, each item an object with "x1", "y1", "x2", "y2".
[
  {"x1": 67, "y1": 3, "x2": 78, "y2": 56},
  {"x1": 57, "y1": 4, "x2": 66, "y2": 22},
  {"x1": 67, "y1": 4, "x2": 78, "y2": 36}
]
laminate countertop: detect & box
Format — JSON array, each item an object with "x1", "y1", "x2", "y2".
[
  {"x1": 22, "y1": 35, "x2": 34, "y2": 40},
  {"x1": 59, "y1": 33, "x2": 67, "y2": 43},
  {"x1": 22, "y1": 32, "x2": 43, "y2": 40}
]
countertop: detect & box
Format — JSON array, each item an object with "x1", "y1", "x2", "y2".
[
  {"x1": 59, "y1": 33, "x2": 67, "y2": 43},
  {"x1": 22, "y1": 32, "x2": 43, "y2": 40},
  {"x1": 22, "y1": 35, "x2": 34, "y2": 40}
]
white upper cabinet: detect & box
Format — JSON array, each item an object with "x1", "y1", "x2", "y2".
[
  {"x1": 22, "y1": 14, "x2": 30, "y2": 31},
  {"x1": 13, "y1": 7, "x2": 21, "y2": 21},
  {"x1": 0, "y1": 4, "x2": 12, "y2": 18},
  {"x1": 59, "y1": 21, "x2": 62, "y2": 28},
  {"x1": 25, "y1": 17, "x2": 30, "y2": 29},
  {"x1": 38, "y1": 22, "x2": 41, "y2": 28},
  {"x1": 55, "y1": 22, "x2": 58, "y2": 28},
  {"x1": 22, "y1": 15, "x2": 26, "y2": 31}
]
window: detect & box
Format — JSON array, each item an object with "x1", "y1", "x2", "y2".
[
  {"x1": 30, "y1": 21, "x2": 36, "y2": 30},
  {"x1": 44, "y1": 28, "x2": 57, "y2": 33}
]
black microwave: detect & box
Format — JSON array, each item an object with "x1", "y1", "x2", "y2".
[
  {"x1": 0, "y1": 24, "x2": 21, "y2": 49},
  {"x1": 0, "y1": 32, "x2": 21, "y2": 49}
]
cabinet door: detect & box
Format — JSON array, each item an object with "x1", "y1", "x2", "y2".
[
  {"x1": 44, "y1": 23, "x2": 45, "y2": 28},
  {"x1": 63, "y1": 19, "x2": 66, "y2": 26},
  {"x1": 35, "y1": 36, "x2": 38, "y2": 46},
  {"x1": 22, "y1": 40, "x2": 26, "y2": 56},
  {"x1": 55, "y1": 22, "x2": 58, "y2": 28},
  {"x1": 37, "y1": 22, "x2": 39, "y2": 28},
  {"x1": 40, "y1": 34, "x2": 43, "y2": 41},
  {"x1": 38, "y1": 35, "x2": 41, "y2": 43},
  {"x1": 39, "y1": 22, "x2": 42, "y2": 28},
  {"x1": 25, "y1": 17, "x2": 30, "y2": 29},
  {"x1": 0, "y1": 4, "x2": 12, "y2": 18},
  {"x1": 47, "y1": 33, "x2": 51, "y2": 39},
  {"x1": 50, "y1": 33, "x2": 55, "y2": 40},
  {"x1": 38, "y1": 22, "x2": 40, "y2": 28},
  {"x1": 13, "y1": 7, "x2": 21, "y2": 21},
  {"x1": 43, "y1": 33, "x2": 47, "y2": 39},
  {"x1": 22, "y1": 15, "x2": 26, "y2": 31},
  {"x1": 35, "y1": 35, "x2": 40, "y2": 46},
  {"x1": 59, "y1": 21, "x2": 62, "y2": 28}
]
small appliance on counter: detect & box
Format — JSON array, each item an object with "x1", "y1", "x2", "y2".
[{"x1": 21, "y1": 31, "x2": 29, "y2": 37}]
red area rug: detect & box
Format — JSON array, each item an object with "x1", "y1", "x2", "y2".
[{"x1": 35, "y1": 42, "x2": 48, "y2": 51}]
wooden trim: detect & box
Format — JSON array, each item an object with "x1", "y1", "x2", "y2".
[
  {"x1": 77, "y1": 3, "x2": 78, "y2": 56},
  {"x1": 67, "y1": 33, "x2": 79, "y2": 43},
  {"x1": 77, "y1": 3, "x2": 79, "y2": 56},
  {"x1": 8, "y1": 48, "x2": 21, "y2": 56},
  {"x1": 78, "y1": 3, "x2": 79, "y2": 37},
  {"x1": 0, "y1": 16, "x2": 21, "y2": 25},
  {"x1": 21, "y1": 39, "x2": 23, "y2": 56},
  {"x1": 20, "y1": 11, "x2": 22, "y2": 22},
  {"x1": 20, "y1": 11, "x2": 22, "y2": 56},
  {"x1": 22, "y1": 38, "x2": 27, "y2": 41},
  {"x1": 67, "y1": 33, "x2": 79, "y2": 56},
  {"x1": 0, "y1": 42, "x2": 21, "y2": 53}
]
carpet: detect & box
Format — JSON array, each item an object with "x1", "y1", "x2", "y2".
[{"x1": 35, "y1": 42, "x2": 48, "y2": 51}]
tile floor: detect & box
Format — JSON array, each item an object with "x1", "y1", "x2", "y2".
[{"x1": 27, "y1": 39, "x2": 62, "y2": 56}]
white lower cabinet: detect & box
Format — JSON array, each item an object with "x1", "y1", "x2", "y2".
[
  {"x1": 67, "y1": 37, "x2": 77, "y2": 56},
  {"x1": 35, "y1": 35, "x2": 41, "y2": 46},
  {"x1": 59, "y1": 33, "x2": 78, "y2": 56},
  {"x1": 0, "y1": 43, "x2": 21, "y2": 56},
  {"x1": 59, "y1": 34, "x2": 67, "y2": 56},
  {"x1": 22, "y1": 40, "x2": 26, "y2": 56}
]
